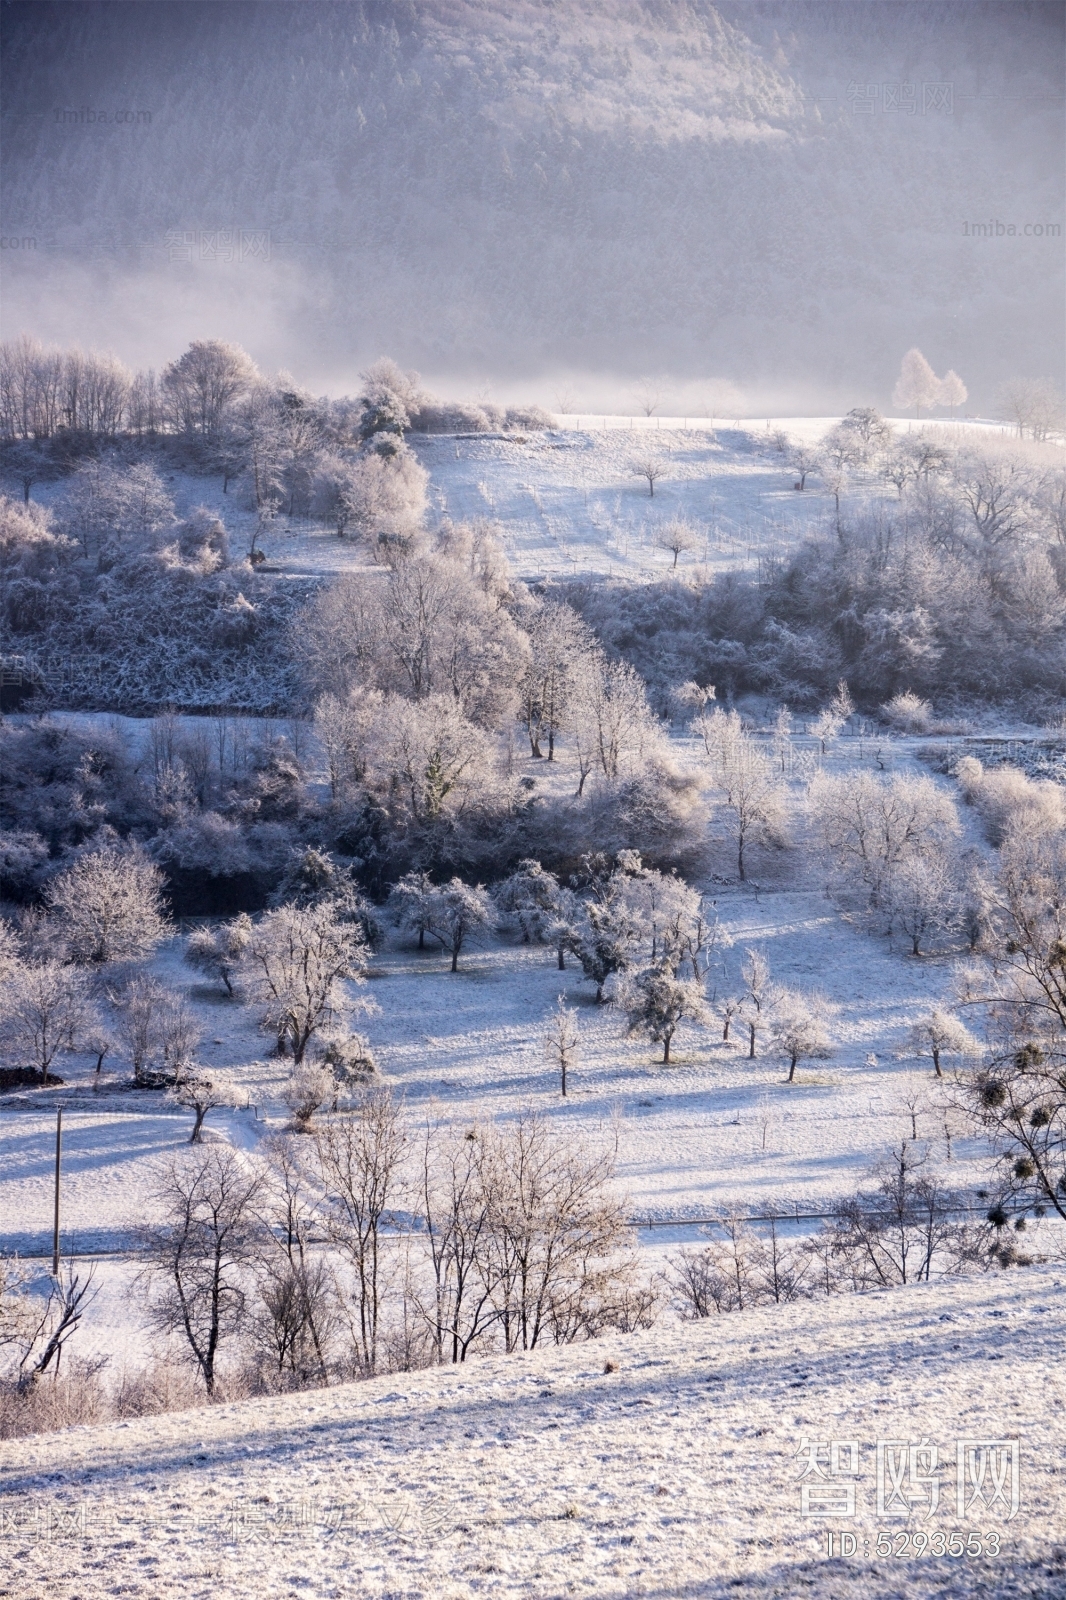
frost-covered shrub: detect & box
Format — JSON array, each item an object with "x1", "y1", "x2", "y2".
[
  {"x1": 881, "y1": 691, "x2": 933, "y2": 734},
  {"x1": 283, "y1": 1060, "x2": 339, "y2": 1129},
  {"x1": 321, "y1": 1031, "x2": 377, "y2": 1083},
  {"x1": 953, "y1": 757, "x2": 1066, "y2": 845}
]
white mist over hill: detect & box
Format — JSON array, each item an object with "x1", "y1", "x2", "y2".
[{"x1": 1, "y1": 0, "x2": 1062, "y2": 410}]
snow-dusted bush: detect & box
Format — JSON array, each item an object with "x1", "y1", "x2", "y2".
[
  {"x1": 954, "y1": 756, "x2": 1066, "y2": 845},
  {"x1": 283, "y1": 1059, "x2": 346, "y2": 1133},
  {"x1": 882, "y1": 691, "x2": 933, "y2": 734}
]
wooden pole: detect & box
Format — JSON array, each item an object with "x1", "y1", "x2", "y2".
[{"x1": 52, "y1": 1108, "x2": 62, "y2": 1277}]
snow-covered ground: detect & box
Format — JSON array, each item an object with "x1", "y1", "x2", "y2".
[
  {"x1": 2, "y1": 1265, "x2": 1063, "y2": 1600},
  {"x1": 16, "y1": 414, "x2": 1027, "y2": 594}
]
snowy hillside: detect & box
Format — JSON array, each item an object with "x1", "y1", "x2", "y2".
[
  {"x1": 2, "y1": 2, "x2": 1061, "y2": 405},
  {"x1": 2, "y1": 1265, "x2": 1063, "y2": 1600}
]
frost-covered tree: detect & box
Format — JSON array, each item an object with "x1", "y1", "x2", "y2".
[
  {"x1": 357, "y1": 357, "x2": 423, "y2": 440},
  {"x1": 44, "y1": 846, "x2": 169, "y2": 965},
  {"x1": 311, "y1": 454, "x2": 364, "y2": 536},
  {"x1": 283, "y1": 1060, "x2": 340, "y2": 1130},
  {"x1": 655, "y1": 518, "x2": 699, "y2": 569},
  {"x1": 517, "y1": 598, "x2": 596, "y2": 760},
  {"x1": 885, "y1": 853, "x2": 958, "y2": 955},
  {"x1": 692, "y1": 707, "x2": 786, "y2": 880},
  {"x1": 243, "y1": 901, "x2": 368, "y2": 1062},
  {"x1": 787, "y1": 440, "x2": 818, "y2": 490},
  {"x1": 892, "y1": 348, "x2": 941, "y2": 419},
  {"x1": 767, "y1": 987, "x2": 833, "y2": 1082},
  {"x1": 566, "y1": 857, "x2": 646, "y2": 1003},
  {"x1": 543, "y1": 997, "x2": 580, "y2": 1095},
  {"x1": 634, "y1": 456, "x2": 665, "y2": 497},
  {"x1": 388, "y1": 869, "x2": 437, "y2": 950},
  {"x1": 808, "y1": 771, "x2": 961, "y2": 907},
  {"x1": 740, "y1": 947, "x2": 771, "y2": 1059},
  {"x1": 2, "y1": 960, "x2": 92, "y2": 1081},
  {"x1": 937, "y1": 370, "x2": 968, "y2": 416},
  {"x1": 112, "y1": 974, "x2": 201, "y2": 1086},
  {"x1": 184, "y1": 915, "x2": 253, "y2": 997},
  {"x1": 624, "y1": 961, "x2": 709, "y2": 1063},
  {"x1": 837, "y1": 407, "x2": 893, "y2": 459},
  {"x1": 571, "y1": 654, "x2": 660, "y2": 787},
  {"x1": 910, "y1": 1010, "x2": 980, "y2": 1078},
  {"x1": 422, "y1": 879, "x2": 493, "y2": 972},
  {"x1": 169, "y1": 1070, "x2": 247, "y2": 1143},
  {"x1": 162, "y1": 340, "x2": 258, "y2": 439}
]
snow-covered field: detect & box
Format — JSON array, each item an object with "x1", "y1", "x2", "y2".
[
  {"x1": 18, "y1": 414, "x2": 1023, "y2": 594},
  {"x1": 2, "y1": 1265, "x2": 1063, "y2": 1600}
]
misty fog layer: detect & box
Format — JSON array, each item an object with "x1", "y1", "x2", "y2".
[{"x1": 1, "y1": 0, "x2": 1063, "y2": 408}]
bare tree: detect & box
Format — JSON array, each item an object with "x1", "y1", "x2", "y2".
[
  {"x1": 252, "y1": 1135, "x2": 335, "y2": 1389},
  {"x1": 413, "y1": 1119, "x2": 501, "y2": 1365},
  {"x1": 655, "y1": 518, "x2": 698, "y2": 569},
  {"x1": 8, "y1": 1261, "x2": 98, "y2": 1392},
  {"x1": 543, "y1": 997, "x2": 580, "y2": 1096},
  {"x1": 632, "y1": 377, "x2": 662, "y2": 417},
  {"x1": 138, "y1": 1147, "x2": 263, "y2": 1395},
  {"x1": 317, "y1": 1090, "x2": 408, "y2": 1376},
  {"x1": 634, "y1": 457, "x2": 666, "y2": 497}
]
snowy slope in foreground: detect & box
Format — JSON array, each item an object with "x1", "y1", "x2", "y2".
[{"x1": 3, "y1": 1269, "x2": 1063, "y2": 1600}]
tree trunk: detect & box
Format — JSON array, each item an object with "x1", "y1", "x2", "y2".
[
  {"x1": 418, "y1": 927, "x2": 425, "y2": 949},
  {"x1": 451, "y1": 948, "x2": 459, "y2": 972},
  {"x1": 738, "y1": 835, "x2": 746, "y2": 881},
  {"x1": 561, "y1": 1062, "x2": 567, "y2": 1097},
  {"x1": 788, "y1": 1053, "x2": 797, "y2": 1083},
  {"x1": 723, "y1": 1018, "x2": 731, "y2": 1042},
  {"x1": 662, "y1": 1034, "x2": 671, "y2": 1064},
  {"x1": 932, "y1": 1047, "x2": 942, "y2": 1078},
  {"x1": 749, "y1": 1022, "x2": 756, "y2": 1059},
  {"x1": 557, "y1": 945, "x2": 566, "y2": 971},
  {"x1": 190, "y1": 1106, "x2": 207, "y2": 1143}
]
